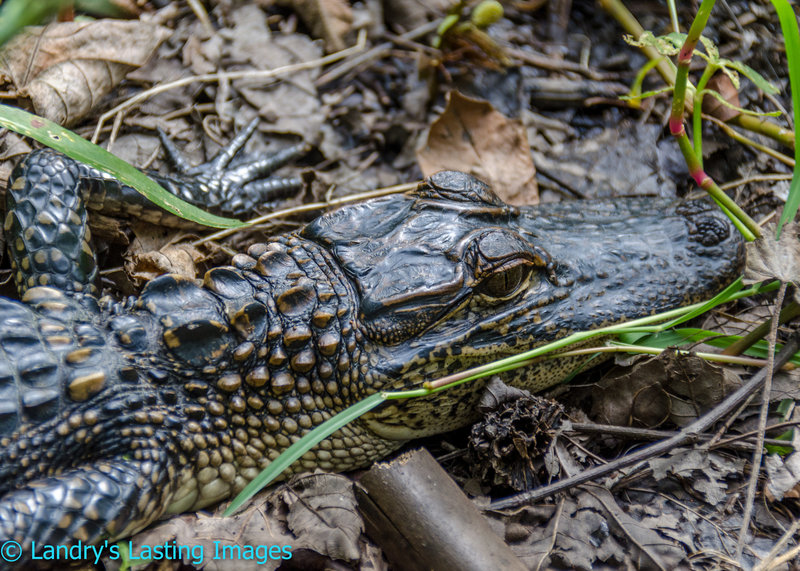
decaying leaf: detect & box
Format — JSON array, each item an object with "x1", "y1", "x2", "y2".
[
  {"x1": 702, "y1": 73, "x2": 741, "y2": 122},
  {"x1": 499, "y1": 487, "x2": 686, "y2": 569},
  {"x1": 119, "y1": 497, "x2": 293, "y2": 571},
  {"x1": 125, "y1": 226, "x2": 205, "y2": 286},
  {"x1": 417, "y1": 91, "x2": 538, "y2": 205},
  {"x1": 591, "y1": 350, "x2": 741, "y2": 428},
  {"x1": 0, "y1": 20, "x2": 169, "y2": 126},
  {"x1": 765, "y1": 452, "x2": 800, "y2": 501},
  {"x1": 530, "y1": 123, "x2": 683, "y2": 199},
  {"x1": 383, "y1": 0, "x2": 451, "y2": 32},
  {"x1": 476, "y1": 375, "x2": 532, "y2": 413},
  {"x1": 649, "y1": 449, "x2": 746, "y2": 506},
  {"x1": 126, "y1": 245, "x2": 201, "y2": 285},
  {"x1": 276, "y1": 0, "x2": 353, "y2": 53},
  {"x1": 283, "y1": 474, "x2": 363, "y2": 562},
  {"x1": 469, "y1": 387, "x2": 564, "y2": 490},
  {"x1": 764, "y1": 407, "x2": 800, "y2": 501},
  {"x1": 743, "y1": 221, "x2": 800, "y2": 287},
  {"x1": 117, "y1": 474, "x2": 363, "y2": 570},
  {"x1": 766, "y1": 454, "x2": 800, "y2": 501},
  {"x1": 222, "y1": 6, "x2": 328, "y2": 143}
]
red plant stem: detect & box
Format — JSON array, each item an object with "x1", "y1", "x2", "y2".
[{"x1": 669, "y1": 0, "x2": 761, "y2": 240}]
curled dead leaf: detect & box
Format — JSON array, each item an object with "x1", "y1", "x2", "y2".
[
  {"x1": 0, "y1": 20, "x2": 169, "y2": 126},
  {"x1": 119, "y1": 474, "x2": 363, "y2": 570},
  {"x1": 283, "y1": 474, "x2": 363, "y2": 562},
  {"x1": 126, "y1": 229, "x2": 204, "y2": 287},
  {"x1": 765, "y1": 453, "x2": 800, "y2": 502},
  {"x1": 702, "y1": 73, "x2": 741, "y2": 122},
  {"x1": 743, "y1": 222, "x2": 800, "y2": 287},
  {"x1": 417, "y1": 91, "x2": 538, "y2": 205},
  {"x1": 276, "y1": 0, "x2": 353, "y2": 53},
  {"x1": 591, "y1": 350, "x2": 741, "y2": 428}
]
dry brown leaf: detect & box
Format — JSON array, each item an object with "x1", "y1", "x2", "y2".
[
  {"x1": 117, "y1": 474, "x2": 363, "y2": 571},
  {"x1": 221, "y1": 6, "x2": 327, "y2": 142},
  {"x1": 743, "y1": 221, "x2": 800, "y2": 287},
  {"x1": 127, "y1": 245, "x2": 201, "y2": 286},
  {"x1": 383, "y1": 0, "x2": 451, "y2": 31},
  {"x1": 649, "y1": 449, "x2": 745, "y2": 506},
  {"x1": 283, "y1": 474, "x2": 362, "y2": 562},
  {"x1": 277, "y1": 0, "x2": 353, "y2": 53},
  {"x1": 417, "y1": 91, "x2": 538, "y2": 205},
  {"x1": 702, "y1": 73, "x2": 741, "y2": 122},
  {"x1": 125, "y1": 225, "x2": 204, "y2": 286},
  {"x1": 591, "y1": 350, "x2": 741, "y2": 428},
  {"x1": 0, "y1": 20, "x2": 169, "y2": 126}
]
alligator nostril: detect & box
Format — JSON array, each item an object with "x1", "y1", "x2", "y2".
[{"x1": 691, "y1": 215, "x2": 731, "y2": 247}]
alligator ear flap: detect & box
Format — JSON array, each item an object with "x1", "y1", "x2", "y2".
[{"x1": 413, "y1": 171, "x2": 508, "y2": 208}]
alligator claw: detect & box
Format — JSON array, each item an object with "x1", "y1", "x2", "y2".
[{"x1": 156, "y1": 119, "x2": 306, "y2": 215}]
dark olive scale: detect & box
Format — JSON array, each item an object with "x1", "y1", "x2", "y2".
[{"x1": 0, "y1": 125, "x2": 745, "y2": 568}]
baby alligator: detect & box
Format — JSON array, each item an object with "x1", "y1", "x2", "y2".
[{"x1": 0, "y1": 129, "x2": 744, "y2": 567}]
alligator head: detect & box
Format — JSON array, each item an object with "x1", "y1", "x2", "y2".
[{"x1": 302, "y1": 171, "x2": 745, "y2": 438}]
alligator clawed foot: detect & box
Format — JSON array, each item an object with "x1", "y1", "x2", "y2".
[{"x1": 157, "y1": 119, "x2": 307, "y2": 215}]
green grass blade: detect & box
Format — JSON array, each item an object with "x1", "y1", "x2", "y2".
[
  {"x1": 0, "y1": 105, "x2": 245, "y2": 229},
  {"x1": 0, "y1": 0, "x2": 66, "y2": 46},
  {"x1": 621, "y1": 326, "x2": 800, "y2": 367},
  {"x1": 656, "y1": 277, "x2": 743, "y2": 329},
  {"x1": 769, "y1": 0, "x2": 800, "y2": 238},
  {"x1": 224, "y1": 392, "x2": 389, "y2": 515},
  {"x1": 722, "y1": 59, "x2": 780, "y2": 95}
]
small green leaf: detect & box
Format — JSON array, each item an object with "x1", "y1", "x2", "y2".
[
  {"x1": 620, "y1": 85, "x2": 675, "y2": 101},
  {"x1": 0, "y1": 105, "x2": 244, "y2": 229},
  {"x1": 765, "y1": 428, "x2": 794, "y2": 456},
  {"x1": 719, "y1": 65, "x2": 742, "y2": 90},
  {"x1": 662, "y1": 31, "x2": 688, "y2": 49},
  {"x1": 434, "y1": 14, "x2": 461, "y2": 47},
  {"x1": 721, "y1": 59, "x2": 780, "y2": 95},
  {"x1": 699, "y1": 88, "x2": 780, "y2": 118},
  {"x1": 697, "y1": 35, "x2": 720, "y2": 62},
  {"x1": 625, "y1": 31, "x2": 681, "y2": 56}
]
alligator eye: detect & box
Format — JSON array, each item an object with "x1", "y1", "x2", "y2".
[{"x1": 478, "y1": 263, "x2": 530, "y2": 298}]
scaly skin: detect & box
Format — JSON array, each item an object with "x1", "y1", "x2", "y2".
[{"x1": 0, "y1": 138, "x2": 744, "y2": 567}]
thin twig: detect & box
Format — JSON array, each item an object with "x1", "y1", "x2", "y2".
[
  {"x1": 488, "y1": 330, "x2": 800, "y2": 510},
  {"x1": 534, "y1": 497, "x2": 565, "y2": 571},
  {"x1": 736, "y1": 281, "x2": 787, "y2": 560},
  {"x1": 753, "y1": 520, "x2": 800, "y2": 571},
  {"x1": 186, "y1": 0, "x2": 214, "y2": 37},
  {"x1": 92, "y1": 32, "x2": 368, "y2": 145},
  {"x1": 191, "y1": 181, "x2": 417, "y2": 246},
  {"x1": 719, "y1": 173, "x2": 793, "y2": 191},
  {"x1": 315, "y1": 20, "x2": 441, "y2": 86},
  {"x1": 706, "y1": 115, "x2": 795, "y2": 168},
  {"x1": 553, "y1": 343, "x2": 786, "y2": 368},
  {"x1": 505, "y1": 47, "x2": 616, "y2": 81},
  {"x1": 568, "y1": 422, "x2": 795, "y2": 452}
]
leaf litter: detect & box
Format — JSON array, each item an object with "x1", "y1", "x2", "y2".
[{"x1": 0, "y1": 0, "x2": 798, "y2": 569}]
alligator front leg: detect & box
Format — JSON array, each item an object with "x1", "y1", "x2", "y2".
[{"x1": 0, "y1": 458, "x2": 179, "y2": 568}]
